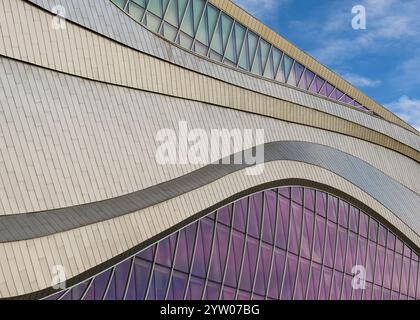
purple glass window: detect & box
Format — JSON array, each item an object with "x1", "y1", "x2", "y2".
[{"x1": 48, "y1": 186, "x2": 420, "y2": 301}]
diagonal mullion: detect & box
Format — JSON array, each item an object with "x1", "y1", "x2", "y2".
[
  {"x1": 350, "y1": 210, "x2": 362, "y2": 300},
  {"x1": 328, "y1": 199, "x2": 340, "y2": 300},
  {"x1": 235, "y1": 28, "x2": 249, "y2": 68},
  {"x1": 201, "y1": 211, "x2": 219, "y2": 300},
  {"x1": 265, "y1": 189, "x2": 280, "y2": 300},
  {"x1": 221, "y1": 20, "x2": 236, "y2": 63},
  {"x1": 122, "y1": 0, "x2": 130, "y2": 11},
  {"x1": 361, "y1": 219, "x2": 371, "y2": 300},
  {"x1": 261, "y1": 44, "x2": 273, "y2": 77},
  {"x1": 235, "y1": 196, "x2": 252, "y2": 300},
  {"x1": 304, "y1": 191, "x2": 319, "y2": 300},
  {"x1": 292, "y1": 188, "x2": 306, "y2": 300},
  {"x1": 250, "y1": 192, "x2": 266, "y2": 299},
  {"x1": 157, "y1": 0, "x2": 174, "y2": 35},
  {"x1": 101, "y1": 267, "x2": 116, "y2": 300},
  {"x1": 339, "y1": 204, "x2": 351, "y2": 299},
  {"x1": 316, "y1": 193, "x2": 330, "y2": 300},
  {"x1": 379, "y1": 231, "x2": 390, "y2": 299},
  {"x1": 164, "y1": 232, "x2": 181, "y2": 300},
  {"x1": 175, "y1": 0, "x2": 193, "y2": 45},
  {"x1": 279, "y1": 188, "x2": 293, "y2": 300},
  {"x1": 249, "y1": 36, "x2": 261, "y2": 74},
  {"x1": 206, "y1": 9, "x2": 222, "y2": 57},
  {"x1": 190, "y1": 0, "x2": 209, "y2": 50},
  {"x1": 218, "y1": 203, "x2": 236, "y2": 300},
  {"x1": 274, "y1": 51, "x2": 284, "y2": 81},
  {"x1": 285, "y1": 59, "x2": 296, "y2": 84},
  {"x1": 122, "y1": 257, "x2": 135, "y2": 300},
  {"x1": 144, "y1": 244, "x2": 159, "y2": 300},
  {"x1": 183, "y1": 220, "x2": 201, "y2": 300},
  {"x1": 140, "y1": 0, "x2": 154, "y2": 24}
]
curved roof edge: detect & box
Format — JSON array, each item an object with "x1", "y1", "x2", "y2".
[{"x1": 214, "y1": 0, "x2": 418, "y2": 134}]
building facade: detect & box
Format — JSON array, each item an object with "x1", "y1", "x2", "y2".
[{"x1": 0, "y1": 0, "x2": 419, "y2": 300}]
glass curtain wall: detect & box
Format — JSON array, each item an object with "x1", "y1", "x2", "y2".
[
  {"x1": 45, "y1": 186, "x2": 420, "y2": 300},
  {"x1": 111, "y1": 0, "x2": 372, "y2": 112}
]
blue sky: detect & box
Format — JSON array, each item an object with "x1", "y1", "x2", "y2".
[{"x1": 233, "y1": 0, "x2": 420, "y2": 130}]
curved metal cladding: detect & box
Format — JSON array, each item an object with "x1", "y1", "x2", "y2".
[
  {"x1": 0, "y1": 0, "x2": 418, "y2": 300},
  {"x1": 45, "y1": 187, "x2": 420, "y2": 300}
]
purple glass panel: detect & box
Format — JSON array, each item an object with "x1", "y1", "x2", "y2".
[
  {"x1": 291, "y1": 187, "x2": 303, "y2": 204},
  {"x1": 232, "y1": 197, "x2": 248, "y2": 233},
  {"x1": 367, "y1": 241, "x2": 376, "y2": 282},
  {"x1": 301, "y1": 209, "x2": 314, "y2": 260},
  {"x1": 359, "y1": 211, "x2": 369, "y2": 238},
  {"x1": 188, "y1": 277, "x2": 205, "y2": 300},
  {"x1": 395, "y1": 238, "x2": 404, "y2": 255},
  {"x1": 346, "y1": 233, "x2": 357, "y2": 274},
  {"x1": 147, "y1": 265, "x2": 170, "y2": 300},
  {"x1": 335, "y1": 227, "x2": 347, "y2": 272},
  {"x1": 205, "y1": 282, "x2": 221, "y2": 300},
  {"x1": 319, "y1": 267, "x2": 332, "y2": 300},
  {"x1": 392, "y1": 254, "x2": 402, "y2": 291},
  {"x1": 331, "y1": 272, "x2": 343, "y2": 300},
  {"x1": 324, "y1": 222, "x2": 336, "y2": 268},
  {"x1": 400, "y1": 257, "x2": 410, "y2": 295},
  {"x1": 309, "y1": 76, "x2": 326, "y2": 94},
  {"x1": 262, "y1": 190, "x2": 277, "y2": 244},
  {"x1": 218, "y1": 205, "x2": 232, "y2": 227},
  {"x1": 174, "y1": 223, "x2": 197, "y2": 273},
  {"x1": 83, "y1": 269, "x2": 112, "y2": 300},
  {"x1": 225, "y1": 231, "x2": 245, "y2": 288},
  {"x1": 342, "y1": 275, "x2": 353, "y2": 300},
  {"x1": 374, "y1": 246, "x2": 385, "y2": 286},
  {"x1": 137, "y1": 245, "x2": 155, "y2": 261},
  {"x1": 327, "y1": 196, "x2": 338, "y2": 222},
  {"x1": 409, "y1": 260, "x2": 418, "y2": 298},
  {"x1": 167, "y1": 271, "x2": 188, "y2": 300},
  {"x1": 340, "y1": 94, "x2": 353, "y2": 104},
  {"x1": 288, "y1": 202, "x2": 303, "y2": 255},
  {"x1": 248, "y1": 193, "x2": 263, "y2": 238},
  {"x1": 222, "y1": 286, "x2": 236, "y2": 300},
  {"x1": 338, "y1": 200, "x2": 349, "y2": 227},
  {"x1": 254, "y1": 244, "x2": 272, "y2": 296},
  {"x1": 294, "y1": 62, "x2": 305, "y2": 87},
  {"x1": 267, "y1": 248, "x2": 285, "y2": 299},
  {"x1": 192, "y1": 220, "x2": 214, "y2": 278},
  {"x1": 276, "y1": 196, "x2": 290, "y2": 250},
  {"x1": 378, "y1": 224, "x2": 387, "y2": 247},
  {"x1": 324, "y1": 82, "x2": 335, "y2": 97},
  {"x1": 384, "y1": 249, "x2": 394, "y2": 289},
  {"x1": 304, "y1": 188, "x2": 315, "y2": 211},
  {"x1": 357, "y1": 236, "x2": 368, "y2": 267},
  {"x1": 330, "y1": 88, "x2": 344, "y2": 101},
  {"x1": 315, "y1": 191, "x2": 327, "y2": 217},
  {"x1": 208, "y1": 224, "x2": 229, "y2": 283},
  {"x1": 114, "y1": 259, "x2": 131, "y2": 299},
  {"x1": 239, "y1": 237, "x2": 258, "y2": 292},
  {"x1": 349, "y1": 206, "x2": 359, "y2": 233},
  {"x1": 387, "y1": 232, "x2": 396, "y2": 250},
  {"x1": 294, "y1": 258, "x2": 310, "y2": 300},
  {"x1": 156, "y1": 235, "x2": 176, "y2": 267},
  {"x1": 281, "y1": 253, "x2": 298, "y2": 300},
  {"x1": 313, "y1": 215, "x2": 325, "y2": 264},
  {"x1": 133, "y1": 259, "x2": 152, "y2": 300},
  {"x1": 279, "y1": 187, "x2": 290, "y2": 199},
  {"x1": 403, "y1": 244, "x2": 411, "y2": 258},
  {"x1": 368, "y1": 220, "x2": 378, "y2": 243},
  {"x1": 307, "y1": 262, "x2": 321, "y2": 299}
]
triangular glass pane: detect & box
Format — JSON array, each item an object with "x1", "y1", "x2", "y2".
[
  {"x1": 260, "y1": 40, "x2": 270, "y2": 73},
  {"x1": 251, "y1": 42, "x2": 262, "y2": 75},
  {"x1": 263, "y1": 50, "x2": 274, "y2": 79},
  {"x1": 163, "y1": 21, "x2": 177, "y2": 42},
  {"x1": 128, "y1": 2, "x2": 145, "y2": 21},
  {"x1": 272, "y1": 48, "x2": 282, "y2": 79},
  {"x1": 340, "y1": 94, "x2": 353, "y2": 104},
  {"x1": 220, "y1": 13, "x2": 233, "y2": 51},
  {"x1": 309, "y1": 75, "x2": 325, "y2": 93},
  {"x1": 300, "y1": 69, "x2": 315, "y2": 90},
  {"x1": 192, "y1": 0, "x2": 206, "y2": 33},
  {"x1": 165, "y1": 0, "x2": 179, "y2": 27},
  {"x1": 238, "y1": 36, "x2": 249, "y2": 70},
  {"x1": 207, "y1": 4, "x2": 219, "y2": 40},
  {"x1": 282, "y1": 54, "x2": 293, "y2": 83},
  {"x1": 294, "y1": 62, "x2": 305, "y2": 87},
  {"x1": 148, "y1": 0, "x2": 163, "y2": 17},
  {"x1": 224, "y1": 31, "x2": 236, "y2": 63},
  {"x1": 195, "y1": 6, "x2": 209, "y2": 45},
  {"x1": 178, "y1": 0, "x2": 189, "y2": 18},
  {"x1": 180, "y1": 0, "x2": 194, "y2": 36},
  {"x1": 286, "y1": 61, "x2": 297, "y2": 86},
  {"x1": 210, "y1": 22, "x2": 223, "y2": 54},
  {"x1": 331, "y1": 88, "x2": 344, "y2": 100},
  {"x1": 132, "y1": 0, "x2": 146, "y2": 7},
  {"x1": 234, "y1": 23, "x2": 246, "y2": 60},
  {"x1": 247, "y1": 31, "x2": 259, "y2": 67},
  {"x1": 324, "y1": 82, "x2": 335, "y2": 97}
]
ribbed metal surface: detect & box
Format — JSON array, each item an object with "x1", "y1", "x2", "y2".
[{"x1": 0, "y1": 141, "x2": 418, "y2": 243}]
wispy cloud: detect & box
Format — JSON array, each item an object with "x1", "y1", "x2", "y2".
[
  {"x1": 307, "y1": 0, "x2": 420, "y2": 65},
  {"x1": 386, "y1": 96, "x2": 420, "y2": 131},
  {"x1": 342, "y1": 73, "x2": 381, "y2": 88},
  {"x1": 233, "y1": 0, "x2": 288, "y2": 20}
]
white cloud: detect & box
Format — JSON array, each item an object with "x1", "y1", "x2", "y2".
[
  {"x1": 233, "y1": 0, "x2": 288, "y2": 20},
  {"x1": 386, "y1": 96, "x2": 420, "y2": 131},
  {"x1": 342, "y1": 73, "x2": 381, "y2": 88}
]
